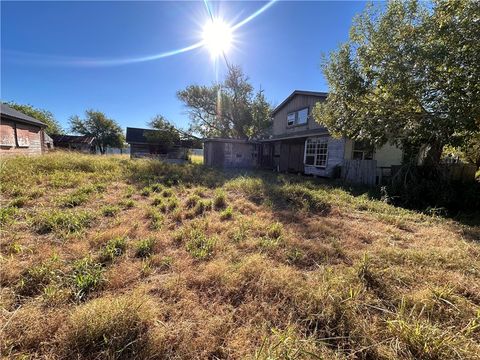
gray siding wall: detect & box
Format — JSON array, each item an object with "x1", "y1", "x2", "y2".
[{"x1": 272, "y1": 94, "x2": 328, "y2": 137}]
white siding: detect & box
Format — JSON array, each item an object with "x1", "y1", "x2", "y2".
[{"x1": 374, "y1": 143, "x2": 403, "y2": 167}]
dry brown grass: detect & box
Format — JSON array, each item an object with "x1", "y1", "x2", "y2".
[{"x1": 1, "y1": 152, "x2": 479, "y2": 359}]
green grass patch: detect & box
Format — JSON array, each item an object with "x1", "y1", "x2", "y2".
[{"x1": 32, "y1": 209, "x2": 94, "y2": 235}]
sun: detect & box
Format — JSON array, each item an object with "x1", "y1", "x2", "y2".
[{"x1": 202, "y1": 19, "x2": 233, "y2": 58}]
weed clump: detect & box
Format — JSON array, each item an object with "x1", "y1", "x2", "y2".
[
  {"x1": 213, "y1": 189, "x2": 227, "y2": 209},
  {"x1": 70, "y1": 257, "x2": 104, "y2": 301},
  {"x1": 186, "y1": 232, "x2": 216, "y2": 260},
  {"x1": 32, "y1": 209, "x2": 94, "y2": 234},
  {"x1": 58, "y1": 293, "x2": 154, "y2": 359},
  {"x1": 220, "y1": 206, "x2": 233, "y2": 220},
  {"x1": 101, "y1": 205, "x2": 120, "y2": 217},
  {"x1": 135, "y1": 238, "x2": 156, "y2": 258},
  {"x1": 146, "y1": 208, "x2": 163, "y2": 230},
  {"x1": 99, "y1": 237, "x2": 127, "y2": 263}
]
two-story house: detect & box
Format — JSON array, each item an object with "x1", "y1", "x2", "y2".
[
  {"x1": 203, "y1": 90, "x2": 403, "y2": 181},
  {"x1": 259, "y1": 90, "x2": 403, "y2": 177}
]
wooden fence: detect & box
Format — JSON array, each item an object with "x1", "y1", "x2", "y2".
[{"x1": 341, "y1": 160, "x2": 377, "y2": 186}]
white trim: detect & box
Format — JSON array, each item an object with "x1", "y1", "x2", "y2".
[{"x1": 304, "y1": 136, "x2": 328, "y2": 168}]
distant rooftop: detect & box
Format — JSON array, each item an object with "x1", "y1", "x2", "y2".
[{"x1": 0, "y1": 103, "x2": 47, "y2": 128}]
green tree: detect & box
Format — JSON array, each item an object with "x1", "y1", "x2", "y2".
[
  {"x1": 70, "y1": 110, "x2": 125, "y2": 154},
  {"x1": 145, "y1": 115, "x2": 181, "y2": 150},
  {"x1": 177, "y1": 64, "x2": 272, "y2": 139},
  {"x1": 6, "y1": 101, "x2": 64, "y2": 135},
  {"x1": 313, "y1": 0, "x2": 480, "y2": 166}
]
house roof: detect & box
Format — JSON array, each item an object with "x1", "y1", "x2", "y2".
[
  {"x1": 271, "y1": 90, "x2": 328, "y2": 116},
  {"x1": 203, "y1": 138, "x2": 252, "y2": 144},
  {"x1": 51, "y1": 134, "x2": 95, "y2": 145},
  {"x1": 0, "y1": 103, "x2": 47, "y2": 128},
  {"x1": 126, "y1": 127, "x2": 163, "y2": 144}
]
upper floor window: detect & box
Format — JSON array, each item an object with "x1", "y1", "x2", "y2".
[{"x1": 287, "y1": 107, "x2": 309, "y2": 126}]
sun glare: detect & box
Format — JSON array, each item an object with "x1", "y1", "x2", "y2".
[{"x1": 202, "y1": 19, "x2": 233, "y2": 58}]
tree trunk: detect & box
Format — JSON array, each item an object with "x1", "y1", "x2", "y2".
[{"x1": 422, "y1": 141, "x2": 444, "y2": 168}]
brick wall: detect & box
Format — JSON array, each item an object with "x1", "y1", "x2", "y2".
[{"x1": 0, "y1": 118, "x2": 44, "y2": 156}]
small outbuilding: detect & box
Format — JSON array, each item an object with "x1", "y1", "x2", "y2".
[
  {"x1": 126, "y1": 127, "x2": 198, "y2": 162},
  {"x1": 1, "y1": 103, "x2": 48, "y2": 156},
  {"x1": 203, "y1": 138, "x2": 258, "y2": 168},
  {"x1": 51, "y1": 135, "x2": 96, "y2": 153}
]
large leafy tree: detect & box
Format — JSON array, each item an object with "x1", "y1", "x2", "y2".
[
  {"x1": 144, "y1": 115, "x2": 181, "y2": 150},
  {"x1": 6, "y1": 101, "x2": 64, "y2": 135},
  {"x1": 313, "y1": 0, "x2": 480, "y2": 166},
  {"x1": 177, "y1": 64, "x2": 272, "y2": 139},
  {"x1": 70, "y1": 110, "x2": 125, "y2": 154}
]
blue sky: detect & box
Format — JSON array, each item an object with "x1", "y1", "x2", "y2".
[{"x1": 1, "y1": 1, "x2": 367, "y2": 133}]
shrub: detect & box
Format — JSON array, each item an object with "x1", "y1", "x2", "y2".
[
  {"x1": 101, "y1": 205, "x2": 120, "y2": 217},
  {"x1": 213, "y1": 189, "x2": 227, "y2": 209},
  {"x1": 58, "y1": 293, "x2": 153, "y2": 359},
  {"x1": 99, "y1": 237, "x2": 127, "y2": 263},
  {"x1": 70, "y1": 257, "x2": 104, "y2": 301},
  {"x1": 32, "y1": 209, "x2": 94, "y2": 234},
  {"x1": 135, "y1": 238, "x2": 155, "y2": 258},
  {"x1": 220, "y1": 206, "x2": 233, "y2": 220}
]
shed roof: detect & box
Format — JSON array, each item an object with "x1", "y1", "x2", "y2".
[
  {"x1": 51, "y1": 134, "x2": 95, "y2": 145},
  {"x1": 126, "y1": 127, "x2": 162, "y2": 144},
  {"x1": 271, "y1": 90, "x2": 328, "y2": 116},
  {"x1": 0, "y1": 103, "x2": 47, "y2": 128}
]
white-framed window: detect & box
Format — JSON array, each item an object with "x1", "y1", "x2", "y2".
[
  {"x1": 304, "y1": 137, "x2": 328, "y2": 168},
  {"x1": 287, "y1": 112, "x2": 296, "y2": 126},
  {"x1": 286, "y1": 107, "x2": 309, "y2": 126}
]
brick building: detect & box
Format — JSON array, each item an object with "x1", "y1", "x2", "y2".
[{"x1": 1, "y1": 103, "x2": 48, "y2": 156}]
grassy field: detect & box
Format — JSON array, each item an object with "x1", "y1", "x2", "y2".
[{"x1": 1, "y1": 152, "x2": 479, "y2": 359}]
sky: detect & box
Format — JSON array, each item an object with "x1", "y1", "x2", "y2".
[{"x1": 1, "y1": 1, "x2": 367, "y2": 133}]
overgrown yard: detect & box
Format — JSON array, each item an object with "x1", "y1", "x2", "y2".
[{"x1": 1, "y1": 152, "x2": 479, "y2": 359}]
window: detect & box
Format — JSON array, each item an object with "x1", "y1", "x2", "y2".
[
  {"x1": 297, "y1": 108, "x2": 308, "y2": 124},
  {"x1": 304, "y1": 137, "x2": 328, "y2": 167},
  {"x1": 286, "y1": 107, "x2": 309, "y2": 126},
  {"x1": 287, "y1": 112, "x2": 296, "y2": 126},
  {"x1": 352, "y1": 141, "x2": 373, "y2": 160}
]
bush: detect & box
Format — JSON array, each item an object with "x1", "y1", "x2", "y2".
[
  {"x1": 135, "y1": 238, "x2": 156, "y2": 258},
  {"x1": 70, "y1": 257, "x2": 104, "y2": 301},
  {"x1": 32, "y1": 209, "x2": 94, "y2": 234},
  {"x1": 58, "y1": 293, "x2": 153, "y2": 359}
]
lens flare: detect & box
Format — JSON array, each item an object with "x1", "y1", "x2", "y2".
[{"x1": 202, "y1": 19, "x2": 233, "y2": 59}]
